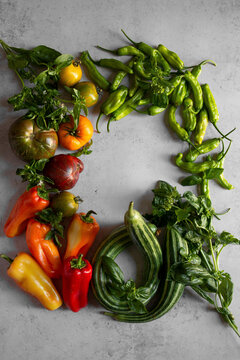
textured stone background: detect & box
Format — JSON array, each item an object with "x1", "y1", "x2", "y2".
[{"x1": 0, "y1": 0, "x2": 240, "y2": 359}]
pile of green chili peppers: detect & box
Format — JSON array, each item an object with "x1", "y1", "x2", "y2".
[{"x1": 80, "y1": 29, "x2": 235, "y2": 198}]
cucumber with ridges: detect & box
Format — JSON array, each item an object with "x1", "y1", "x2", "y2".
[
  {"x1": 124, "y1": 201, "x2": 163, "y2": 297},
  {"x1": 105, "y1": 226, "x2": 186, "y2": 322},
  {"x1": 92, "y1": 225, "x2": 133, "y2": 313}
]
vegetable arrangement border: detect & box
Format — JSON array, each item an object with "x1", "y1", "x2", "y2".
[{"x1": 0, "y1": 30, "x2": 239, "y2": 337}]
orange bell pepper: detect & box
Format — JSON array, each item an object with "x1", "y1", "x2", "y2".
[
  {"x1": 4, "y1": 186, "x2": 49, "y2": 238},
  {"x1": 64, "y1": 211, "x2": 100, "y2": 260},
  {"x1": 0, "y1": 252, "x2": 62, "y2": 310},
  {"x1": 26, "y1": 218, "x2": 62, "y2": 278}
]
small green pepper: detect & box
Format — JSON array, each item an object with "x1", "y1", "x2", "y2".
[
  {"x1": 121, "y1": 29, "x2": 160, "y2": 67},
  {"x1": 184, "y1": 71, "x2": 203, "y2": 113},
  {"x1": 96, "y1": 85, "x2": 128, "y2": 132},
  {"x1": 93, "y1": 58, "x2": 133, "y2": 74},
  {"x1": 80, "y1": 51, "x2": 110, "y2": 91},
  {"x1": 201, "y1": 173, "x2": 210, "y2": 199},
  {"x1": 171, "y1": 78, "x2": 189, "y2": 107},
  {"x1": 191, "y1": 59, "x2": 216, "y2": 79},
  {"x1": 194, "y1": 107, "x2": 209, "y2": 145},
  {"x1": 157, "y1": 44, "x2": 184, "y2": 70},
  {"x1": 96, "y1": 45, "x2": 145, "y2": 58},
  {"x1": 133, "y1": 58, "x2": 152, "y2": 79},
  {"x1": 156, "y1": 51, "x2": 171, "y2": 73},
  {"x1": 201, "y1": 83, "x2": 219, "y2": 124},
  {"x1": 168, "y1": 105, "x2": 191, "y2": 142},
  {"x1": 110, "y1": 58, "x2": 134, "y2": 92},
  {"x1": 214, "y1": 150, "x2": 234, "y2": 190},
  {"x1": 107, "y1": 88, "x2": 145, "y2": 131},
  {"x1": 185, "y1": 138, "x2": 221, "y2": 162},
  {"x1": 129, "y1": 73, "x2": 139, "y2": 97},
  {"x1": 175, "y1": 153, "x2": 218, "y2": 174},
  {"x1": 135, "y1": 104, "x2": 166, "y2": 116},
  {"x1": 182, "y1": 98, "x2": 197, "y2": 133}
]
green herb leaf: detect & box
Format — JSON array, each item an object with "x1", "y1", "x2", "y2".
[
  {"x1": 219, "y1": 275, "x2": 233, "y2": 307},
  {"x1": 101, "y1": 256, "x2": 125, "y2": 285}
]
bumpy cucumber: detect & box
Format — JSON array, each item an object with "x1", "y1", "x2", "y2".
[
  {"x1": 124, "y1": 201, "x2": 163, "y2": 297},
  {"x1": 92, "y1": 225, "x2": 132, "y2": 313},
  {"x1": 106, "y1": 226, "x2": 186, "y2": 322},
  {"x1": 92, "y1": 202, "x2": 163, "y2": 314}
]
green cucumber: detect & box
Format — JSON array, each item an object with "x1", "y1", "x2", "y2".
[
  {"x1": 92, "y1": 225, "x2": 133, "y2": 313},
  {"x1": 105, "y1": 226, "x2": 186, "y2": 322},
  {"x1": 92, "y1": 202, "x2": 164, "y2": 314},
  {"x1": 124, "y1": 201, "x2": 163, "y2": 297}
]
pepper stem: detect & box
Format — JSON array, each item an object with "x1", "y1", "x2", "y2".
[
  {"x1": 96, "y1": 112, "x2": 103, "y2": 133},
  {"x1": 121, "y1": 29, "x2": 137, "y2": 46},
  {"x1": 80, "y1": 210, "x2": 97, "y2": 223},
  {"x1": 213, "y1": 123, "x2": 233, "y2": 142},
  {"x1": 96, "y1": 45, "x2": 116, "y2": 55},
  {"x1": 70, "y1": 254, "x2": 86, "y2": 269},
  {"x1": 0, "y1": 254, "x2": 13, "y2": 264}
]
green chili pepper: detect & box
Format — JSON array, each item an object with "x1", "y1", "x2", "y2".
[
  {"x1": 135, "y1": 104, "x2": 166, "y2": 116},
  {"x1": 157, "y1": 44, "x2": 184, "y2": 70},
  {"x1": 175, "y1": 153, "x2": 219, "y2": 174},
  {"x1": 96, "y1": 45, "x2": 145, "y2": 58},
  {"x1": 184, "y1": 71, "x2": 203, "y2": 113},
  {"x1": 194, "y1": 107, "x2": 209, "y2": 145},
  {"x1": 133, "y1": 58, "x2": 152, "y2": 79},
  {"x1": 107, "y1": 88, "x2": 145, "y2": 131},
  {"x1": 92, "y1": 58, "x2": 133, "y2": 74},
  {"x1": 191, "y1": 59, "x2": 216, "y2": 79},
  {"x1": 181, "y1": 174, "x2": 203, "y2": 186},
  {"x1": 156, "y1": 50, "x2": 171, "y2": 73},
  {"x1": 138, "y1": 97, "x2": 151, "y2": 106},
  {"x1": 110, "y1": 58, "x2": 134, "y2": 92},
  {"x1": 201, "y1": 83, "x2": 232, "y2": 140},
  {"x1": 110, "y1": 70, "x2": 127, "y2": 91},
  {"x1": 171, "y1": 78, "x2": 189, "y2": 107},
  {"x1": 166, "y1": 76, "x2": 183, "y2": 95},
  {"x1": 202, "y1": 84, "x2": 219, "y2": 124},
  {"x1": 201, "y1": 173, "x2": 210, "y2": 199},
  {"x1": 80, "y1": 51, "x2": 110, "y2": 91},
  {"x1": 168, "y1": 105, "x2": 191, "y2": 143},
  {"x1": 185, "y1": 138, "x2": 221, "y2": 162},
  {"x1": 96, "y1": 85, "x2": 128, "y2": 132},
  {"x1": 182, "y1": 98, "x2": 197, "y2": 133},
  {"x1": 214, "y1": 148, "x2": 234, "y2": 190},
  {"x1": 129, "y1": 73, "x2": 139, "y2": 97},
  {"x1": 121, "y1": 29, "x2": 159, "y2": 66}
]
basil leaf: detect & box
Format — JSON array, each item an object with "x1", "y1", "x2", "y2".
[
  {"x1": 101, "y1": 256, "x2": 125, "y2": 285},
  {"x1": 128, "y1": 299, "x2": 147, "y2": 314},
  {"x1": 219, "y1": 276, "x2": 233, "y2": 307}
]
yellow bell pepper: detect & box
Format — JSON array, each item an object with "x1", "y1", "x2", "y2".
[{"x1": 0, "y1": 252, "x2": 62, "y2": 310}]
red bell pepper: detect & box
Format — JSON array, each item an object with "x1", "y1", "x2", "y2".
[
  {"x1": 64, "y1": 210, "x2": 99, "y2": 260},
  {"x1": 26, "y1": 218, "x2": 62, "y2": 278},
  {"x1": 62, "y1": 254, "x2": 92, "y2": 312},
  {"x1": 4, "y1": 186, "x2": 49, "y2": 238}
]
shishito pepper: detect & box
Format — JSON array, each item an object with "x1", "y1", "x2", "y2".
[
  {"x1": 26, "y1": 218, "x2": 62, "y2": 278},
  {"x1": 0, "y1": 252, "x2": 62, "y2": 310},
  {"x1": 64, "y1": 211, "x2": 100, "y2": 260},
  {"x1": 4, "y1": 186, "x2": 49, "y2": 238},
  {"x1": 62, "y1": 254, "x2": 92, "y2": 312}
]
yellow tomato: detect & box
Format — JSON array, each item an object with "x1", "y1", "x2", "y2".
[{"x1": 59, "y1": 60, "x2": 82, "y2": 87}]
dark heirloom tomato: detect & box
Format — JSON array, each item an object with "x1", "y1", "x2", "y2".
[
  {"x1": 74, "y1": 81, "x2": 99, "y2": 107},
  {"x1": 8, "y1": 116, "x2": 58, "y2": 162},
  {"x1": 43, "y1": 154, "x2": 84, "y2": 190}
]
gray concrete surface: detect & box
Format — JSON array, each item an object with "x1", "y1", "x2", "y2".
[{"x1": 0, "y1": 0, "x2": 240, "y2": 359}]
